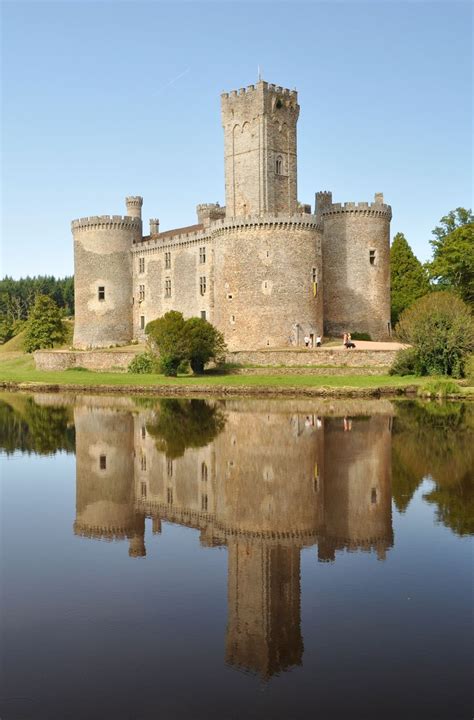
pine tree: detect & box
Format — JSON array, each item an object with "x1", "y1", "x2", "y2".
[
  {"x1": 390, "y1": 232, "x2": 431, "y2": 325},
  {"x1": 23, "y1": 295, "x2": 66, "y2": 353}
]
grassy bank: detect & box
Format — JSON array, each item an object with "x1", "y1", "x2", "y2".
[{"x1": 1, "y1": 351, "x2": 468, "y2": 397}]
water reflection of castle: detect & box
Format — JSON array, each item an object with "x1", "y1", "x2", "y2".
[{"x1": 74, "y1": 399, "x2": 393, "y2": 679}]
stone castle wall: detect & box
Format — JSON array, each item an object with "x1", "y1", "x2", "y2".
[
  {"x1": 72, "y1": 215, "x2": 141, "y2": 348},
  {"x1": 318, "y1": 193, "x2": 392, "y2": 339},
  {"x1": 212, "y1": 216, "x2": 323, "y2": 351}
]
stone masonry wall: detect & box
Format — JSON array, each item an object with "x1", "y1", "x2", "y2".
[{"x1": 212, "y1": 218, "x2": 323, "y2": 351}]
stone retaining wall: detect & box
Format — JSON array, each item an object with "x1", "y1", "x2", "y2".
[
  {"x1": 34, "y1": 350, "x2": 139, "y2": 371},
  {"x1": 226, "y1": 348, "x2": 398, "y2": 368}
]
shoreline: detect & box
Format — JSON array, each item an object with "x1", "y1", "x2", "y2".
[{"x1": 0, "y1": 379, "x2": 467, "y2": 400}]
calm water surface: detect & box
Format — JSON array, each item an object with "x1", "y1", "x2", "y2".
[{"x1": 0, "y1": 392, "x2": 472, "y2": 720}]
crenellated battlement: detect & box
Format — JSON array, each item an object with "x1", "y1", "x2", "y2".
[
  {"x1": 221, "y1": 79, "x2": 297, "y2": 100},
  {"x1": 71, "y1": 215, "x2": 143, "y2": 232},
  {"x1": 322, "y1": 201, "x2": 392, "y2": 220},
  {"x1": 210, "y1": 213, "x2": 321, "y2": 236}
]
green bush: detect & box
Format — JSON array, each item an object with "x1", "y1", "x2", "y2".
[
  {"x1": 395, "y1": 291, "x2": 474, "y2": 377},
  {"x1": 389, "y1": 347, "x2": 419, "y2": 376},
  {"x1": 350, "y1": 332, "x2": 372, "y2": 341},
  {"x1": 128, "y1": 352, "x2": 159, "y2": 374},
  {"x1": 146, "y1": 311, "x2": 227, "y2": 375}
]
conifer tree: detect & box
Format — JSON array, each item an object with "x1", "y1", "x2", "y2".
[
  {"x1": 390, "y1": 232, "x2": 430, "y2": 325},
  {"x1": 23, "y1": 295, "x2": 66, "y2": 353}
]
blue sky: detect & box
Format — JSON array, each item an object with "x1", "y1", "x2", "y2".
[{"x1": 2, "y1": 0, "x2": 472, "y2": 278}]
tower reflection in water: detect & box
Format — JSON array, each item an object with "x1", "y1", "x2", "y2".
[{"x1": 73, "y1": 398, "x2": 393, "y2": 679}]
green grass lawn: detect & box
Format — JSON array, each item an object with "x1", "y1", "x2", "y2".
[{"x1": 0, "y1": 351, "x2": 440, "y2": 390}]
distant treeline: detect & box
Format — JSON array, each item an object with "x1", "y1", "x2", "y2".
[{"x1": 0, "y1": 275, "x2": 74, "y2": 343}]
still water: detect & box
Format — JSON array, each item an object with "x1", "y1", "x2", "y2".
[{"x1": 0, "y1": 392, "x2": 472, "y2": 720}]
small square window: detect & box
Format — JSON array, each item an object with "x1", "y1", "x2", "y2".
[
  {"x1": 369, "y1": 250, "x2": 376, "y2": 265},
  {"x1": 98, "y1": 286, "x2": 105, "y2": 301},
  {"x1": 99, "y1": 454, "x2": 106, "y2": 470}
]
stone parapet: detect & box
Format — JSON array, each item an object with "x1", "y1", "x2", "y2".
[
  {"x1": 210, "y1": 213, "x2": 321, "y2": 235},
  {"x1": 226, "y1": 348, "x2": 398, "y2": 368},
  {"x1": 321, "y1": 201, "x2": 392, "y2": 220},
  {"x1": 34, "y1": 349, "x2": 140, "y2": 371},
  {"x1": 71, "y1": 215, "x2": 142, "y2": 232}
]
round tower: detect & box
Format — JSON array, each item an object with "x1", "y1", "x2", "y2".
[
  {"x1": 72, "y1": 196, "x2": 143, "y2": 348},
  {"x1": 211, "y1": 215, "x2": 323, "y2": 350},
  {"x1": 319, "y1": 192, "x2": 392, "y2": 340}
]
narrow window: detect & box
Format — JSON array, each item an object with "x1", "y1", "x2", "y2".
[
  {"x1": 276, "y1": 156, "x2": 283, "y2": 175},
  {"x1": 167, "y1": 458, "x2": 173, "y2": 476},
  {"x1": 141, "y1": 454, "x2": 147, "y2": 471},
  {"x1": 201, "y1": 310, "x2": 206, "y2": 321},
  {"x1": 200, "y1": 276, "x2": 207, "y2": 295},
  {"x1": 201, "y1": 462, "x2": 208, "y2": 482},
  {"x1": 369, "y1": 249, "x2": 376, "y2": 265},
  {"x1": 201, "y1": 494, "x2": 208, "y2": 512},
  {"x1": 140, "y1": 315, "x2": 145, "y2": 330},
  {"x1": 371, "y1": 488, "x2": 377, "y2": 504},
  {"x1": 312, "y1": 267, "x2": 317, "y2": 282},
  {"x1": 139, "y1": 257, "x2": 145, "y2": 273},
  {"x1": 199, "y1": 246, "x2": 206, "y2": 264},
  {"x1": 99, "y1": 454, "x2": 107, "y2": 470},
  {"x1": 139, "y1": 284, "x2": 145, "y2": 301},
  {"x1": 98, "y1": 286, "x2": 105, "y2": 301},
  {"x1": 141, "y1": 425, "x2": 146, "y2": 439},
  {"x1": 141, "y1": 481, "x2": 147, "y2": 499},
  {"x1": 167, "y1": 487, "x2": 173, "y2": 505},
  {"x1": 165, "y1": 251, "x2": 171, "y2": 269},
  {"x1": 165, "y1": 278, "x2": 171, "y2": 297}
]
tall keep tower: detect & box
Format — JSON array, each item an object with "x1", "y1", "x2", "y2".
[{"x1": 221, "y1": 81, "x2": 299, "y2": 217}]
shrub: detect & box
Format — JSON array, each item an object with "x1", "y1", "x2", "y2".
[
  {"x1": 395, "y1": 291, "x2": 474, "y2": 377},
  {"x1": 350, "y1": 332, "x2": 372, "y2": 341},
  {"x1": 145, "y1": 312, "x2": 227, "y2": 375},
  {"x1": 23, "y1": 295, "x2": 66, "y2": 353},
  {"x1": 417, "y1": 380, "x2": 460, "y2": 398},
  {"x1": 182, "y1": 317, "x2": 227, "y2": 374},
  {"x1": 128, "y1": 352, "x2": 159, "y2": 374},
  {"x1": 389, "y1": 347, "x2": 419, "y2": 376}
]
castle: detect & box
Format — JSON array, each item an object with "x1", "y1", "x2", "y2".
[{"x1": 72, "y1": 79, "x2": 392, "y2": 350}]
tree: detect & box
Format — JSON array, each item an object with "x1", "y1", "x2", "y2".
[
  {"x1": 146, "y1": 311, "x2": 187, "y2": 376},
  {"x1": 390, "y1": 232, "x2": 431, "y2": 324},
  {"x1": 395, "y1": 291, "x2": 474, "y2": 377},
  {"x1": 429, "y1": 223, "x2": 474, "y2": 304},
  {"x1": 23, "y1": 295, "x2": 66, "y2": 353},
  {"x1": 183, "y1": 317, "x2": 227, "y2": 373},
  {"x1": 146, "y1": 312, "x2": 227, "y2": 376},
  {"x1": 146, "y1": 399, "x2": 226, "y2": 458}
]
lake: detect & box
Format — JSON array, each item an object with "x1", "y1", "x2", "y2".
[{"x1": 0, "y1": 392, "x2": 472, "y2": 720}]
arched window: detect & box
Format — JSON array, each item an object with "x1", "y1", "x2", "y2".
[{"x1": 275, "y1": 156, "x2": 283, "y2": 175}]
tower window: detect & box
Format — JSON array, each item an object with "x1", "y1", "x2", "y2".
[
  {"x1": 141, "y1": 482, "x2": 147, "y2": 499},
  {"x1": 201, "y1": 494, "x2": 208, "y2": 512},
  {"x1": 139, "y1": 257, "x2": 145, "y2": 273},
  {"x1": 140, "y1": 315, "x2": 145, "y2": 330},
  {"x1": 167, "y1": 458, "x2": 173, "y2": 477},
  {"x1": 312, "y1": 267, "x2": 317, "y2": 282},
  {"x1": 201, "y1": 310, "x2": 206, "y2": 321},
  {"x1": 165, "y1": 278, "x2": 171, "y2": 297},
  {"x1": 98, "y1": 286, "x2": 105, "y2": 301},
  {"x1": 139, "y1": 284, "x2": 145, "y2": 301},
  {"x1": 165, "y1": 252, "x2": 171, "y2": 269},
  {"x1": 200, "y1": 276, "x2": 207, "y2": 295},
  {"x1": 167, "y1": 488, "x2": 173, "y2": 505},
  {"x1": 199, "y1": 246, "x2": 206, "y2": 264},
  {"x1": 369, "y1": 249, "x2": 376, "y2": 265},
  {"x1": 141, "y1": 454, "x2": 147, "y2": 471},
  {"x1": 201, "y1": 462, "x2": 208, "y2": 482},
  {"x1": 275, "y1": 156, "x2": 283, "y2": 175},
  {"x1": 99, "y1": 454, "x2": 107, "y2": 470},
  {"x1": 371, "y1": 488, "x2": 378, "y2": 504}
]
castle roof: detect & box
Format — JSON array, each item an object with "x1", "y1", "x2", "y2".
[{"x1": 139, "y1": 223, "x2": 204, "y2": 243}]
